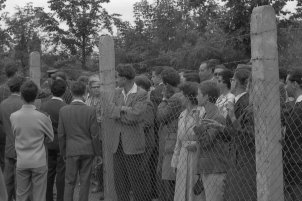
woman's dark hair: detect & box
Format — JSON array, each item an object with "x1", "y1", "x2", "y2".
[
  {"x1": 219, "y1": 69, "x2": 233, "y2": 89},
  {"x1": 179, "y1": 82, "x2": 198, "y2": 105},
  {"x1": 198, "y1": 81, "x2": 220, "y2": 103},
  {"x1": 116, "y1": 64, "x2": 136, "y2": 80},
  {"x1": 71, "y1": 81, "x2": 86, "y2": 97},
  {"x1": 161, "y1": 68, "x2": 180, "y2": 87},
  {"x1": 234, "y1": 69, "x2": 251, "y2": 88},
  {"x1": 288, "y1": 68, "x2": 302, "y2": 87},
  {"x1": 7, "y1": 76, "x2": 25, "y2": 93},
  {"x1": 135, "y1": 75, "x2": 152, "y2": 91},
  {"x1": 5, "y1": 64, "x2": 18, "y2": 78},
  {"x1": 21, "y1": 81, "x2": 39, "y2": 103},
  {"x1": 51, "y1": 79, "x2": 67, "y2": 97},
  {"x1": 183, "y1": 73, "x2": 200, "y2": 83}
]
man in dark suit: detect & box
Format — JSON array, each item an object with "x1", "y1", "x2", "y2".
[
  {"x1": 58, "y1": 81, "x2": 101, "y2": 201},
  {"x1": 40, "y1": 80, "x2": 67, "y2": 201},
  {"x1": 0, "y1": 65, "x2": 19, "y2": 171},
  {"x1": 55, "y1": 71, "x2": 73, "y2": 104},
  {"x1": 109, "y1": 64, "x2": 150, "y2": 201},
  {"x1": 150, "y1": 66, "x2": 165, "y2": 107},
  {"x1": 284, "y1": 68, "x2": 302, "y2": 201},
  {"x1": 0, "y1": 76, "x2": 25, "y2": 201}
]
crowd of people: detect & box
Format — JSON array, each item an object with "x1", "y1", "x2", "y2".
[{"x1": 0, "y1": 59, "x2": 301, "y2": 201}]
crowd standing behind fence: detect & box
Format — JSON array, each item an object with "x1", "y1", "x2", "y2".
[{"x1": 0, "y1": 5, "x2": 302, "y2": 201}]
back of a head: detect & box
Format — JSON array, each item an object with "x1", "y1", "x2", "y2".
[
  {"x1": 51, "y1": 79, "x2": 67, "y2": 97},
  {"x1": 179, "y1": 81, "x2": 199, "y2": 105},
  {"x1": 7, "y1": 76, "x2": 25, "y2": 93},
  {"x1": 5, "y1": 64, "x2": 18, "y2": 78},
  {"x1": 135, "y1": 75, "x2": 152, "y2": 91},
  {"x1": 161, "y1": 68, "x2": 180, "y2": 87},
  {"x1": 71, "y1": 81, "x2": 86, "y2": 97},
  {"x1": 288, "y1": 68, "x2": 302, "y2": 87},
  {"x1": 183, "y1": 72, "x2": 200, "y2": 83},
  {"x1": 234, "y1": 68, "x2": 251, "y2": 87},
  {"x1": 116, "y1": 64, "x2": 136, "y2": 80},
  {"x1": 219, "y1": 69, "x2": 234, "y2": 89},
  {"x1": 21, "y1": 81, "x2": 38, "y2": 103},
  {"x1": 279, "y1": 67, "x2": 288, "y2": 83},
  {"x1": 199, "y1": 81, "x2": 220, "y2": 103}
]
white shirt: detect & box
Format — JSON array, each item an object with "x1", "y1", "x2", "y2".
[
  {"x1": 122, "y1": 83, "x2": 138, "y2": 102},
  {"x1": 296, "y1": 94, "x2": 302, "y2": 103},
  {"x1": 216, "y1": 92, "x2": 235, "y2": 117},
  {"x1": 51, "y1": 96, "x2": 64, "y2": 102},
  {"x1": 235, "y1": 92, "x2": 247, "y2": 103}
]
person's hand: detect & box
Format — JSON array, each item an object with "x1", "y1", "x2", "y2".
[
  {"x1": 202, "y1": 119, "x2": 225, "y2": 132},
  {"x1": 226, "y1": 102, "x2": 236, "y2": 121},
  {"x1": 186, "y1": 144, "x2": 197, "y2": 152},
  {"x1": 193, "y1": 124, "x2": 207, "y2": 136}
]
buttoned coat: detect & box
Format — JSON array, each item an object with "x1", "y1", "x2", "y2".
[{"x1": 109, "y1": 86, "x2": 148, "y2": 155}]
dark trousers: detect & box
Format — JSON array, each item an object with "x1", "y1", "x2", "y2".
[
  {"x1": 113, "y1": 143, "x2": 151, "y2": 201},
  {"x1": 4, "y1": 157, "x2": 16, "y2": 201},
  {"x1": 0, "y1": 142, "x2": 5, "y2": 171},
  {"x1": 64, "y1": 155, "x2": 93, "y2": 201},
  {"x1": 46, "y1": 150, "x2": 65, "y2": 201},
  {"x1": 157, "y1": 180, "x2": 175, "y2": 201}
]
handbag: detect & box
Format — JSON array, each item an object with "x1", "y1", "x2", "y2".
[{"x1": 193, "y1": 174, "x2": 204, "y2": 195}]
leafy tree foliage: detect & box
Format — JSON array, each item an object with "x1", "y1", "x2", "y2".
[
  {"x1": 39, "y1": 0, "x2": 119, "y2": 69},
  {"x1": 3, "y1": 3, "x2": 42, "y2": 74}
]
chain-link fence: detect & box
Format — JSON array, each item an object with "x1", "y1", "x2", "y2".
[
  {"x1": 10, "y1": 5, "x2": 300, "y2": 201},
  {"x1": 82, "y1": 7, "x2": 302, "y2": 201}
]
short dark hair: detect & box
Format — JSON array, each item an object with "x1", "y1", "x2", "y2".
[
  {"x1": 234, "y1": 69, "x2": 251, "y2": 87},
  {"x1": 202, "y1": 59, "x2": 220, "y2": 73},
  {"x1": 279, "y1": 67, "x2": 287, "y2": 82},
  {"x1": 71, "y1": 81, "x2": 86, "y2": 97},
  {"x1": 179, "y1": 82, "x2": 198, "y2": 105},
  {"x1": 77, "y1": 76, "x2": 89, "y2": 86},
  {"x1": 219, "y1": 69, "x2": 234, "y2": 89},
  {"x1": 116, "y1": 64, "x2": 136, "y2": 80},
  {"x1": 183, "y1": 73, "x2": 200, "y2": 83},
  {"x1": 5, "y1": 64, "x2": 18, "y2": 78},
  {"x1": 21, "y1": 81, "x2": 38, "y2": 103},
  {"x1": 135, "y1": 75, "x2": 152, "y2": 91},
  {"x1": 161, "y1": 68, "x2": 180, "y2": 87},
  {"x1": 288, "y1": 68, "x2": 302, "y2": 87},
  {"x1": 198, "y1": 81, "x2": 220, "y2": 103},
  {"x1": 7, "y1": 76, "x2": 25, "y2": 93},
  {"x1": 152, "y1": 66, "x2": 165, "y2": 76},
  {"x1": 51, "y1": 79, "x2": 67, "y2": 97},
  {"x1": 55, "y1": 71, "x2": 67, "y2": 81}
]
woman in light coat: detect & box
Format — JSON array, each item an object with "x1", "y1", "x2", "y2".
[{"x1": 171, "y1": 82, "x2": 205, "y2": 201}]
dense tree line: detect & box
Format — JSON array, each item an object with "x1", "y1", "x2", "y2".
[{"x1": 0, "y1": 0, "x2": 301, "y2": 81}]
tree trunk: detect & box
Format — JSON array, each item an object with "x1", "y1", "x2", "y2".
[{"x1": 81, "y1": 34, "x2": 87, "y2": 70}]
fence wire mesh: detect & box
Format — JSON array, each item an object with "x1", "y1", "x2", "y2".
[{"x1": 2, "y1": 19, "x2": 302, "y2": 201}]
